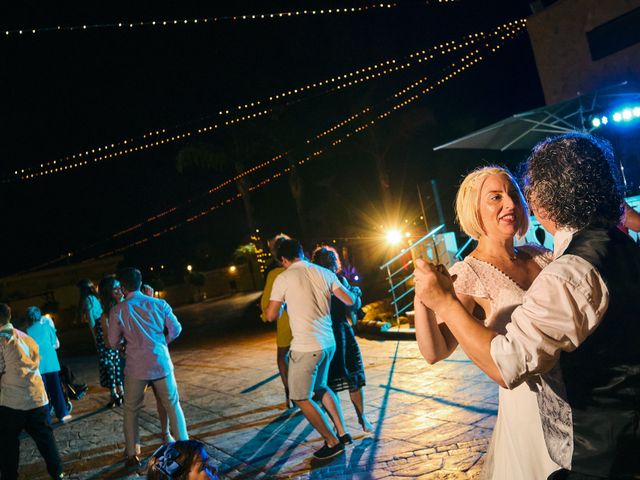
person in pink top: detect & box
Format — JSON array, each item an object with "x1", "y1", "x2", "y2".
[{"x1": 108, "y1": 267, "x2": 188, "y2": 469}]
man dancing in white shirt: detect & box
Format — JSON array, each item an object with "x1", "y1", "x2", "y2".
[
  {"x1": 265, "y1": 238, "x2": 356, "y2": 460},
  {"x1": 415, "y1": 133, "x2": 640, "y2": 479}
]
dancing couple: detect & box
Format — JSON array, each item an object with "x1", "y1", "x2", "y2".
[{"x1": 415, "y1": 133, "x2": 640, "y2": 479}]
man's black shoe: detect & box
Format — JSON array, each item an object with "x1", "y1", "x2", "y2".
[
  {"x1": 339, "y1": 433, "x2": 353, "y2": 445},
  {"x1": 313, "y1": 441, "x2": 345, "y2": 459}
]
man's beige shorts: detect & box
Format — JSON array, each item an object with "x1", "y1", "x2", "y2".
[{"x1": 288, "y1": 347, "x2": 336, "y2": 401}]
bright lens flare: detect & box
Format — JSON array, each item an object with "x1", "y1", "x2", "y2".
[{"x1": 386, "y1": 229, "x2": 403, "y2": 245}]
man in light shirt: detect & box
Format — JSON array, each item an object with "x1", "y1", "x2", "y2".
[
  {"x1": 415, "y1": 133, "x2": 640, "y2": 478},
  {"x1": 108, "y1": 268, "x2": 188, "y2": 468},
  {"x1": 0, "y1": 303, "x2": 64, "y2": 480},
  {"x1": 265, "y1": 238, "x2": 356, "y2": 460}
]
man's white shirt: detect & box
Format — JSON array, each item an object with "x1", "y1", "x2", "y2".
[
  {"x1": 490, "y1": 229, "x2": 610, "y2": 388},
  {"x1": 270, "y1": 260, "x2": 342, "y2": 352}
]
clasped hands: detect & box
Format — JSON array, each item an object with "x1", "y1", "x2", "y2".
[{"x1": 413, "y1": 258, "x2": 458, "y2": 312}]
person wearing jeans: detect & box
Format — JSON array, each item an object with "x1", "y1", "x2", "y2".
[
  {"x1": 0, "y1": 303, "x2": 64, "y2": 480},
  {"x1": 108, "y1": 268, "x2": 188, "y2": 468},
  {"x1": 25, "y1": 306, "x2": 71, "y2": 423}
]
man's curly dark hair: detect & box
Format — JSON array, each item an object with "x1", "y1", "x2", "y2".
[{"x1": 521, "y1": 132, "x2": 624, "y2": 230}]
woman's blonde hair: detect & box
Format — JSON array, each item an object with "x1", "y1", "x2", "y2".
[{"x1": 455, "y1": 165, "x2": 529, "y2": 240}]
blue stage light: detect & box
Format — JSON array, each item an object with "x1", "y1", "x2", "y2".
[
  {"x1": 591, "y1": 118, "x2": 601, "y2": 128},
  {"x1": 601, "y1": 116, "x2": 608, "y2": 125},
  {"x1": 622, "y1": 108, "x2": 633, "y2": 121},
  {"x1": 633, "y1": 107, "x2": 640, "y2": 117},
  {"x1": 613, "y1": 112, "x2": 623, "y2": 122}
]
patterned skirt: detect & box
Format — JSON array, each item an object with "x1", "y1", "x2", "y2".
[
  {"x1": 328, "y1": 320, "x2": 366, "y2": 393},
  {"x1": 94, "y1": 324, "x2": 124, "y2": 389}
]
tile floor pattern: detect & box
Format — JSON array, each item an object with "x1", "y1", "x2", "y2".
[{"x1": 19, "y1": 331, "x2": 497, "y2": 479}]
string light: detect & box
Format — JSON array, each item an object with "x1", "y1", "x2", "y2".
[
  {"x1": 6, "y1": 19, "x2": 526, "y2": 182},
  {"x1": 220, "y1": 60, "x2": 409, "y2": 116},
  {"x1": 81, "y1": 29, "x2": 525, "y2": 260},
  {"x1": 8, "y1": 109, "x2": 271, "y2": 182},
  {"x1": 3, "y1": 4, "x2": 399, "y2": 37},
  {"x1": 24, "y1": 20, "x2": 524, "y2": 270},
  {"x1": 314, "y1": 107, "x2": 372, "y2": 140}
]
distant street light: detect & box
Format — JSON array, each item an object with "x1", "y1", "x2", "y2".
[
  {"x1": 229, "y1": 265, "x2": 237, "y2": 274},
  {"x1": 385, "y1": 229, "x2": 403, "y2": 246},
  {"x1": 187, "y1": 264, "x2": 193, "y2": 272}
]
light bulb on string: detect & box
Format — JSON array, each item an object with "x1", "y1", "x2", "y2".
[
  {"x1": 25, "y1": 22, "x2": 524, "y2": 267},
  {"x1": 8, "y1": 18, "x2": 524, "y2": 182},
  {"x1": 3, "y1": 3, "x2": 401, "y2": 37}
]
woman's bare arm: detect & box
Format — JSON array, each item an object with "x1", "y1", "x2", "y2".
[{"x1": 415, "y1": 292, "x2": 477, "y2": 364}]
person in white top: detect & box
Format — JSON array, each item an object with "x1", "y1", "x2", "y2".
[
  {"x1": 414, "y1": 166, "x2": 559, "y2": 479},
  {"x1": 0, "y1": 303, "x2": 64, "y2": 480},
  {"x1": 415, "y1": 133, "x2": 640, "y2": 478},
  {"x1": 266, "y1": 238, "x2": 356, "y2": 460}
]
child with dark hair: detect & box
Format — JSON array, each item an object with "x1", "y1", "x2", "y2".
[{"x1": 146, "y1": 440, "x2": 218, "y2": 479}]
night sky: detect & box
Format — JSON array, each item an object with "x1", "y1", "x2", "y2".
[{"x1": 1, "y1": 1, "x2": 545, "y2": 278}]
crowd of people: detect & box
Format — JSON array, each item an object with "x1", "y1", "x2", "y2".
[
  {"x1": 1, "y1": 132, "x2": 639, "y2": 479},
  {"x1": 0, "y1": 267, "x2": 212, "y2": 479}
]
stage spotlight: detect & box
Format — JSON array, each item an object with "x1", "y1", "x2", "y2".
[
  {"x1": 613, "y1": 112, "x2": 622, "y2": 122},
  {"x1": 591, "y1": 117, "x2": 601, "y2": 128},
  {"x1": 622, "y1": 108, "x2": 633, "y2": 121},
  {"x1": 385, "y1": 229, "x2": 403, "y2": 246},
  {"x1": 633, "y1": 107, "x2": 640, "y2": 117},
  {"x1": 601, "y1": 116, "x2": 608, "y2": 125}
]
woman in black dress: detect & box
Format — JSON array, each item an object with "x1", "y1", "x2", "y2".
[
  {"x1": 312, "y1": 246, "x2": 373, "y2": 432},
  {"x1": 97, "y1": 275, "x2": 125, "y2": 407}
]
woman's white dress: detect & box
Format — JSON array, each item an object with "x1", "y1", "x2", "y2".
[{"x1": 448, "y1": 245, "x2": 560, "y2": 479}]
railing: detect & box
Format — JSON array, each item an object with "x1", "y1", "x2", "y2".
[{"x1": 379, "y1": 224, "x2": 446, "y2": 320}]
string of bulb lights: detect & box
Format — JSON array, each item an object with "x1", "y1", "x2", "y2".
[
  {"x1": 28, "y1": 23, "x2": 527, "y2": 268},
  {"x1": 73, "y1": 21, "x2": 527, "y2": 243},
  {"x1": 5, "y1": 18, "x2": 525, "y2": 183},
  {"x1": 23, "y1": 20, "x2": 527, "y2": 272},
  {"x1": 3, "y1": 3, "x2": 402, "y2": 37},
  {"x1": 7, "y1": 109, "x2": 272, "y2": 182}
]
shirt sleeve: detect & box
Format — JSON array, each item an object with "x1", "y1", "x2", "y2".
[
  {"x1": 163, "y1": 301, "x2": 182, "y2": 343},
  {"x1": 519, "y1": 243, "x2": 554, "y2": 268},
  {"x1": 86, "y1": 296, "x2": 103, "y2": 323},
  {"x1": 329, "y1": 272, "x2": 342, "y2": 292},
  {"x1": 449, "y1": 261, "x2": 489, "y2": 299},
  {"x1": 261, "y1": 269, "x2": 278, "y2": 319},
  {"x1": 0, "y1": 340, "x2": 6, "y2": 375},
  {"x1": 490, "y1": 255, "x2": 609, "y2": 389},
  {"x1": 270, "y1": 274, "x2": 286, "y2": 303},
  {"x1": 48, "y1": 324, "x2": 58, "y2": 347},
  {"x1": 107, "y1": 307, "x2": 123, "y2": 348}
]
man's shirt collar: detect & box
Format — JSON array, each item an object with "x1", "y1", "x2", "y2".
[{"x1": 553, "y1": 228, "x2": 578, "y2": 259}]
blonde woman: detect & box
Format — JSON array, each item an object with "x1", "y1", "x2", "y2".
[{"x1": 414, "y1": 166, "x2": 560, "y2": 478}]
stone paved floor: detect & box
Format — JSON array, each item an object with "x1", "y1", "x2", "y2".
[{"x1": 19, "y1": 296, "x2": 497, "y2": 479}]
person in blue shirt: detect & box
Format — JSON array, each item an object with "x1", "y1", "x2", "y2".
[{"x1": 25, "y1": 306, "x2": 71, "y2": 423}]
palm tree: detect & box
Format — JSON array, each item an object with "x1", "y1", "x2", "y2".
[{"x1": 233, "y1": 243, "x2": 260, "y2": 290}]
